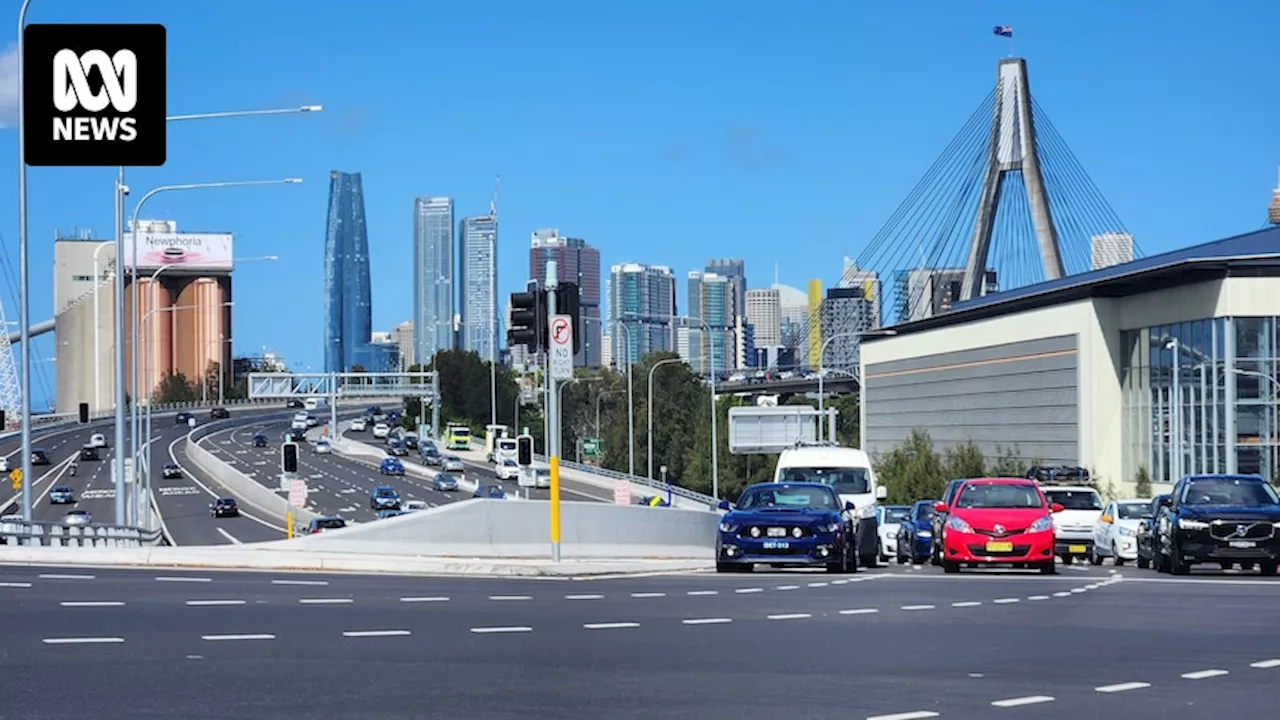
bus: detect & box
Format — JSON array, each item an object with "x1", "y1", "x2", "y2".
[
  {"x1": 446, "y1": 425, "x2": 472, "y2": 450},
  {"x1": 494, "y1": 437, "x2": 518, "y2": 465}
]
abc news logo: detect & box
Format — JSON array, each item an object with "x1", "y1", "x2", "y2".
[{"x1": 24, "y1": 24, "x2": 167, "y2": 167}]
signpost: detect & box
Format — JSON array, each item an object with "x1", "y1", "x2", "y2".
[
  {"x1": 9, "y1": 468, "x2": 21, "y2": 491},
  {"x1": 582, "y1": 437, "x2": 600, "y2": 457},
  {"x1": 613, "y1": 478, "x2": 631, "y2": 505},
  {"x1": 286, "y1": 478, "x2": 308, "y2": 540},
  {"x1": 548, "y1": 314, "x2": 574, "y2": 381}
]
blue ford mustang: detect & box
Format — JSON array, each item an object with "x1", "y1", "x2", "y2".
[
  {"x1": 895, "y1": 499, "x2": 937, "y2": 564},
  {"x1": 716, "y1": 482, "x2": 857, "y2": 573}
]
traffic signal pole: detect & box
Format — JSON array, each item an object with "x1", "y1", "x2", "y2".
[{"x1": 545, "y1": 261, "x2": 562, "y2": 563}]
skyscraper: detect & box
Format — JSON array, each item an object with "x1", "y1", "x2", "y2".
[
  {"x1": 458, "y1": 214, "x2": 498, "y2": 361},
  {"x1": 687, "y1": 270, "x2": 737, "y2": 375},
  {"x1": 820, "y1": 287, "x2": 876, "y2": 371},
  {"x1": 839, "y1": 258, "x2": 882, "y2": 327},
  {"x1": 529, "y1": 229, "x2": 602, "y2": 367},
  {"x1": 391, "y1": 320, "x2": 414, "y2": 369},
  {"x1": 323, "y1": 171, "x2": 372, "y2": 373},
  {"x1": 413, "y1": 197, "x2": 454, "y2": 364},
  {"x1": 608, "y1": 263, "x2": 676, "y2": 368},
  {"x1": 705, "y1": 258, "x2": 746, "y2": 319},
  {"x1": 745, "y1": 288, "x2": 781, "y2": 347}
]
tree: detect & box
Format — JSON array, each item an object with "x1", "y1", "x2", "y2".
[
  {"x1": 154, "y1": 371, "x2": 197, "y2": 404},
  {"x1": 421, "y1": 351, "x2": 527, "y2": 443},
  {"x1": 874, "y1": 428, "x2": 949, "y2": 504},
  {"x1": 944, "y1": 441, "x2": 987, "y2": 480},
  {"x1": 1134, "y1": 465, "x2": 1152, "y2": 498}
]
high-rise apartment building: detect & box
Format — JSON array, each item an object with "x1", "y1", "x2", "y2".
[
  {"x1": 893, "y1": 267, "x2": 997, "y2": 324},
  {"x1": 687, "y1": 271, "x2": 737, "y2": 375},
  {"x1": 530, "y1": 229, "x2": 602, "y2": 367},
  {"x1": 413, "y1": 196, "x2": 454, "y2": 364},
  {"x1": 391, "y1": 320, "x2": 414, "y2": 369},
  {"x1": 745, "y1": 288, "x2": 781, "y2": 347},
  {"x1": 458, "y1": 214, "x2": 498, "y2": 361},
  {"x1": 839, "y1": 258, "x2": 882, "y2": 327},
  {"x1": 368, "y1": 330, "x2": 400, "y2": 371},
  {"x1": 820, "y1": 287, "x2": 876, "y2": 371},
  {"x1": 608, "y1": 263, "x2": 677, "y2": 368},
  {"x1": 705, "y1": 258, "x2": 746, "y2": 320},
  {"x1": 324, "y1": 171, "x2": 373, "y2": 373},
  {"x1": 1090, "y1": 233, "x2": 1135, "y2": 270},
  {"x1": 773, "y1": 282, "x2": 809, "y2": 367}
]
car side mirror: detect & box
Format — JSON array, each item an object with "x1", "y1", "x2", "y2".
[
  {"x1": 1158, "y1": 497, "x2": 1172, "y2": 508},
  {"x1": 1099, "y1": 514, "x2": 1113, "y2": 523},
  {"x1": 875, "y1": 485, "x2": 888, "y2": 500},
  {"x1": 933, "y1": 502, "x2": 949, "y2": 513},
  {"x1": 844, "y1": 501, "x2": 856, "y2": 512},
  {"x1": 717, "y1": 500, "x2": 731, "y2": 511},
  {"x1": 1050, "y1": 503, "x2": 1065, "y2": 513}
]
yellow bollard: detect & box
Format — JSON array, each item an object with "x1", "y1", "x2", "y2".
[
  {"x1": 286, "y1": 509, "x2": 294, "y2": 539},
  {"x1": 549, "y1": 456, "x2": 561, "y2": 560}
]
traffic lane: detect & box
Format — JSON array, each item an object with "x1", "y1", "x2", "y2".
[
  {"x1": 29, "y1": 445, "x2": 116, "y2": 524},
  {"x1": 0, "y1": 420, "x2": 108, "y2": 460}
]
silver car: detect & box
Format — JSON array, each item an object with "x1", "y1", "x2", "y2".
[
  {"x1": 442, "y1": 456, "x2": 464, "y2": 473},
  {"x1": 62, "y1": 510, "x2": 91, "y2": 526}
]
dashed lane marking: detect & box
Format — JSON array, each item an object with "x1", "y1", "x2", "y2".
[
  {"x1": 488, "y1": 595, "x2": 532, "y2": 601},
  {"x1": 42, "y1": 637, "x2": 124, "y2": 645},
  {"x1": 38, "y1": 574, "x2": 95, "y2": 580},
  {"x1": 0, "y1": 582, "x2": 32, "y2": 588},
  {"x1": 734, "y1": 588, "x2": 763, "y2": 594},
  {"x1": 565, "y1": 594, "x2": 604, "y2": 600},
  {"x1": 951, "y1": 601, "x2": 982, "y2": 608},
  {"x1": 1250, "y1": 659, "x2": 1280, "y2": 669},
  {"x1": 1095, "y1": 682, "x2": 1151, "y2": 693},
  {"x1": 991, "y1": 695, "x2": 1054, "y2": 708},
  {"x1": 59, "y1": 601, "x2": 124, "y2": 607},
  {"x1": 470, "y1": 626, "x2": 532, "y2": 634},
  {"x1": 1069, "y1": 588, "x2": 1087, "y2": 594},
  {"x1": 1181, "y1": 669, "x2": 1228, "y2": 679},
  {"x1": 767, "y1": 613, "x2": 812, "y2": 620},
  {"x1": 155, "y1": 576, "x2": 213, "y2": 583},
  {"x1": 630, "y1": 592, "x2": 665, "y2": 598},
  {"x1": 583, "y1": 622, "x2": 640, "y2": 630},
  {"x1": 343, "y1": 630, "x2": 411, "y2": 637},
  {"x1": 866, "y1": 711, "x2": 939, "y2": 720},
  {"x1": 1027, "y1": 595, "x2": 1051, "y2": 601},
  {"x1": 682, "y1": 618, "x2": 732, "y2": 625},
  {"x1": 399, "y1": 597, "x2": 449, "y2": 603},
  {"x1": 687, "y1": 590, "x2": 717, "y2": 596},
  {"x1": 776, "y1": 585, "x2": 800, "y2": 590},
  {"x1": 299, "y1": 598, "x2": 354, "y2": 605},
  {"x1": 807, "y1": 582, "x2": 828, "y2": 588},
  {"x1": 201, "y1": 634, "x2": 275, "y2": 641},
  {"x1": 992, "y1": 598, "x2": 1020, "y2": 604},
  {"x1": 271, "y1": 580, "x2": 328, "y2": 586},
  {"x1": 839, "y1": 608, "x2": 879, "y2": 615},
  {"x1": 1053, "y1": 591, "x2": 1072, "y2": 597},
  {"x1": 901, "y1": 604, "x2": 935, "y2": 611},
  {"x1": 186, "y1": 600, "x2": 246, "y2": 606}
]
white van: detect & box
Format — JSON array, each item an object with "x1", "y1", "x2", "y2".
[
  {"x1": 495, "y1": 437, "x2": 517, "y2": 465},
  {"x1": 772, "y1": 444, "x2": 888, "y2": 568}
]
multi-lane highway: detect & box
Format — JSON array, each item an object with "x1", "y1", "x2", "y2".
[{"x1": 2, "y1": 561, "x2": 1275, "y2": 718}]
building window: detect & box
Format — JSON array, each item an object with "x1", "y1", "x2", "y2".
[{"x1": 72, "y1": 274, "x2": 92, "y2": 282}]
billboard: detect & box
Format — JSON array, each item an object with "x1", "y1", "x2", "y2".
[{"x1": 121, "y1": 231, "x2": 233, "y2": 272}]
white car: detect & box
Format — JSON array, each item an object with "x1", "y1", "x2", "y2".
[
  {"x1": 0, "y1": 457, "x2": 7, "y2": 473},
  {"x1": 877, "y1": 505, "x2": 911, "y2": 563},
  {"x1": 372, "y1": 423, "x2": 390, "y2": 439},
  {"x1": 1041, "y1": 485, "x2": 1105, "y2": 564},
  {"x1": 495, "y1": 459, "x2": 519, "y2": 480},
  {"x1": 1090, "y1": 499, "x2": 1148, "y2": 566},
  {"x1": 350, "y1": 418, "x2": 367, "y2": 432},
  {"x1": 403, "y1": 500, "x2": 428, "y2": 511},
  {"x1": 89, "y1": 433, "x2": 107, "y2": 448},
  {"x1": 314, "y1": 440, "x2": 332, "y2": 454}
]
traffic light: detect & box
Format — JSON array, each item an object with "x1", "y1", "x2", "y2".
[
  {"x1": 507, "y1": 290, "x2": 546, "y2": 352},
  {"x1": 78, "y1": 403, "x2": 89, "y2": 424},
  {"x1": 0, "y1": 410, "x2": 5, "y2": 429},
  {"x1": 555, "y1": 283, "x2": 582, "y2": 354},
  {"x1": 517, "y1": 434, "x2": 533, "y2": 466},
  {"x1": 281, "y1": 442, "x2": 299, "y2": 474}
]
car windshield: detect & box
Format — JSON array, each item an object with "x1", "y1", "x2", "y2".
[
  {"x1": 882, "y1": 506, "x2": 910, "y2": 523},
  {"x1": 375, "y1": 488, "x2": 397, "y2": 497},
  {"x1": 915, "y1": 504, "x2": 936, "y2": 520},
  {"x1": 1181, "y1": 478, "x2": 1280, "y2": 506},
  {"x1": 438, "y1": 473, "x2": 455, "y2": 482},
  {"x1": 736, "y1": 485, "x2": 838, "y2": 511},
  {"x1": 1116, "y1": 502, "x2": 1147, "y2": 519},
  {"x1": 777, "y1": 467, "x2": 871, "y2": 495},
  {"x1": 315, "y1": 519, "x2": 346, "y2": 529},
  {"x1": 955, "y1": 483, "x2": 1044, "y2": 509},
  {"x1": 1043, "y1": 489, "x2": 1103, "y2": 511},
  {"x1": 53, "y1": 486, "x2": 71, "y2": 493}
]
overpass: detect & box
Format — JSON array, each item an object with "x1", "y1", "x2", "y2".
[{"x1": 717, "y1": 373, "x2": 859, "y2": 396}]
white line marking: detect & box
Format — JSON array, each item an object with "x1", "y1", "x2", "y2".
[
  {"x1": 0, "y1": 582, "x2": 32, "y2": 588},
  {"x1": 565, "y1": 594, "x2": 604, "y2": 600},
  {"x1": 216, "y1": 528, "x2": 242, "y2": 545},
  {"x1": 38, "y1": 574, "x2": 95, "y2": 580},
  {"x1": 1086, "y1": 583, "x2": 1100, "y2": 589},
  {"x1": 840, "y1": 608, "x2": 879, "y2": 615},
  {"x1": 342, "y1": 630, "x2": 411, "y2": 637},
  {"x1": 687, "y1": 590, "x2": 718, "y2": 596},
  {"x1": 1095, "y1": 682, "x2": 1151, "y2": 693},
  {"x1": 901, "y1": 604, "x2": 935, "y2": 611},
  {"x1": 866, "y1": 711, "x2": 939, "y2": 720},
  {"x1": 42, "y1": 636, "x2": 123, "y2": 645},
  {"x1": 630, "y1": 592, "x2": 665, "y2": 598},
  {"x1": 186, "y1": 600, "x2": 245, "y2": 606},
  {"x1": 399, "y1": 596, "x2": 449, "y2": 603},
  {"x1": 682, "y1": 617, "x2": 732, "y2": 625},
  {"x1": 830, "y1": 579, "x2": 849, "y2": 585},
  {"x1": 991, "y1": 695, "x2": 1054, "y2": 707},
  {"x1": 1053, "y1": 591, "x2": 1072, "y2": 597},
  {"x1": 299, "y1": 598, "x2": 354, "y2": 605},
  {"x1": 470, "y1": 626, "x2": 532, "y2": 634},
  {"x1": 155, "y1": 576, "x2": 213, "y2": 583},
  {"x1": 734, "y1": 587, "x2": 763, "y2": 594},
  {"x1": 59, "y1": 601, "x2": 124, "y2": 607},
  {"x1": 1027, "y1": 595, "x2": 1050, "y2": 601},
  {"x1": 270, "y1": 579, "x2": 328, "y2": 586},
  {"x1": 776, "y1": 585, "x2": 800, "y2": 590},
  {"x1": 583, "y1": 622, "x2": 640, "y2": 630},
  {"x1": 992, "y1": 598, "x2": 1019, "y2": 604},
  {"x1": 1070, "y1": 588, "x2": 1087, "y2": 593},
  {"x1": 1250, "y1": 659, "x2": 1280, "y2": 669},
  {"x1": 201, "y1": 634, "x2": 275, "y2": 641},
  {"x1": 767, "y1": 613, "x2": 812, "y2": 620},
  {"x1": 807, "y1": 582, "x2": 829, "y2": 588},
  {"x1": 951, "y1": 601, "x2": 982, "y2": 607},
  {"x1": 488, "y1": 595, "x2": 532, "y2": 601},
  {"x1": 1181, "y1": 669, "x2": 1228, "y2": 679}
]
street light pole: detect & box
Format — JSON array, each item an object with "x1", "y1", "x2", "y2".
[
  {"x1": 647, "y1": 357, "x2": 683, "y2": 481},
  {"x1": 595, "y1": 389, "x2": 622, "y2": 439},
  {"x1": 1166, "y1": 338, "x2": 1182, "y2": 483},
  {"x1": 817, "y1": 329, "x2": 896, "y2": 442},
  {"x1": 16, "y1": 0, "x2": 33, "y2": 521},
  {"x1": 142, "y1": 302, "x2": 202, "y2": 527},
  {"x1": 91, "y1": 241, "x2": 113, "y2": 412}
]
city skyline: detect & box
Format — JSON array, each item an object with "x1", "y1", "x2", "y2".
[
  {"x1": 458, "y1": 214, "x2": 499, "y2": 361},
  {"x1": 412, "y1": 196, "x2": 455, "y2": 364}
]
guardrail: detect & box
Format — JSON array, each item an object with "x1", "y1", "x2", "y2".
[
  {"x1": 0, "y1": 518, "x2": 164, "y2": 548},
  {"x1": 0, "y1": 397, "x2": 290, "y2": 439}
]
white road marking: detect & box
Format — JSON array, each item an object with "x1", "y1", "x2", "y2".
[
  {"x1": 1095, "y1": 682, "x2": 1151, "y2": 693},
  {"x1": 155, "y1": 576, "x2": 213, "y2": 583},
  {"x1": 767, "y1": 613, "x2": 812, "y2": 620},
  {"x1": 901, "y1": 604, "x2": 935, "y2": 611},
  {"x1": 840, "y1": 608, "x2": 879, "y2": 615},
  {"x1": 400, "y1": 596, "x2": 449, "y2": 603},
  {"x1": 470, "y1": 626, "x2": 532, "y2": 634},
  {"x1": 1027, "y1": 595, "x2": 1050, "y2": 601},
  {"x1": 583, "y1": 622, "x2": 640, "y2": 630},
  {"x1": 1070, "y1": 588, "x2": 1087, "y2": 593},
  {"x1": 630, "y1": 592, "x2": 665, "y2": 598},
  {"x1": 59, "y1": 601, "x2": 124, "y2": 607},
  {"x1": 0, "y1": 582, "x2": 32, "y2": 588},
  {"x1": 734, "y1": 588, "x2": 763, "y2": 594},
  {"x1": 682, "y1": 617, "x2": 732, "y2": 625},
  {"x1": 687, "y1": 590, "x2": 718, "y2": 596},
  {"x1": 992, "y1": 598, "x2": 1019, "y2": 604},
  {"x1": 488, "y1": 595, "x2": 532, "y2": 601},
  {"x1": 775, "y1": 585, "x2": 800, "y2": 590},
  {"x1": 1086, "y1": 583, "x2": 1100, "y2": 589},
  {"x1": 807, "y1": 582, "x2": 829, "y2": 588},
  {"x1": 38, "y1": 574, "x2": 95, "y2": 580},
  {"x1": 42, "y1": 636, "x2": 124, "y2": 645},
  {"x1": 186, "y1": 600, "x2": 246, "y2": 606},
  {"x1": 201, "y1": 634, "x2": 275, "y2": 641},
  {"x1": 299, "y1": 598, "x2": 354, "y2": 605},
  {"x1": 1250, "y1": 659, "x2": 1280, "y2": 669},
  {"x1": 951, "y1": 601, "x2": 982, "y2": 608},
  {"x1": 271, "y1": 579, "x2": 328, "y2": 586},
  {"x1": 565, "y1": 594, "x2": 604, "y2": 600},
  {"x1": 342, "y1": 630, "x2": 411, "y2": 637},
  {"x1": 866, "y1": 711, "x2": 939, "y2": 720},
  {"x1": 991, "y1": 695, "x2": 1054, "y2": 707},
  {"x1": 1053, "y1": 591, "x2": 1072, "y2": 597},
  {"x1": 216, "y1": 528, "x2": 242, "y2": 545},
  {"x1": 1181, "y1": 669, "x2": 1228, "y2": 679}
]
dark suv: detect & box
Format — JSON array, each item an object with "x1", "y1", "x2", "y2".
[
  {"x1": 210, "y1": 407, "x2": 231, "y2": 419},
  {"x1": 1153, "y1": 474, "x2": 1280, "y2": 575},
  {"x1": 1134, "y1": 494, "x2": 1169, "y2": 570},
  {"x1": 931, "y1": 479, "x2": 968, "y2": 565}
]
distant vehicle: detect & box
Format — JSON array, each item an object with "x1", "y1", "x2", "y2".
[
  {"x1": 1091, "y1": 499, "x2": 1149, "y2": 566},
  {"x1": 307, "y1": 516, "x2": 346, "y2": 534},
  {"x1": 175, "y1": 412, "x2": 194, "y2": 425},
  {"x1": 30, "y1": 449, "x2": 49, "y2": 465},
  {"x1": 715, "y1": 482, "x2": 857, "y2": 574},
  {"x1": 1037, "y1": 483, "x2": 1104, "y2": 565},
  {"x1": 289, "y1": 428, "x2": 307, "y2": 442},
  {"x1": 377, "y1": 509, "x2": 408, "y2": 520},
  {"x1": 305, "y1": 415, "x2": 319, "y2": 428},
  {"x1": 304, "y1": 398, "x2": 323, "y2": 411},
  {"x1": 366, "y1": 405, "x2": 383, "y2": 416},
  {"x1": 446, "y1": 425, "x2": 471, "y2": 451},
  {"x1": 209, "y1": 498, "x2": 239, "y2": 518},
  {"x1": 386, "y1": 441, "x2": 408, "y2": 457},
  {"x1": 442, "y1": 456, "x2": 464, "y2": 473},
  {"x1": 934, "y1": 477, "x2": 1061, "y2": 575},
  {"x1": 1134, "y1": 494, "x2": 1169, "y2": 570},
  {"x1": 349, "y1": 418, "x2": 367, "y2": 432},
  {"x1": 931, "y1": 479, "x2": 969, "y2": 565},
  {"x1": 403, "y1": 434, "x2": 419, "y2": 450},
  {"x1": 370, "y1": 485, "x2": 402, "y2": 510},
  {"x1": 252, "y1": 433, "x2": 268, "y2": 448},
  {"x1": 533, "y1": 466, "x2": 551, "y2": 489},
  {"x1": 379, "y1": 458, "x2": 405, "y2": 476},
  {"x1": 1153, "y1": 474, "x2": 1280, "y2": 575},
  {"x1": 876, "y1": 505, "x2": 911, "y2": 563},
  {"x1": 432, "y1": 473, "x2": 458, "y2": 492},
  {"x1": 473, "y1": 484, "x2": 505, "y2": 500},
  {"x1": 78, "y1": 446, "x2": 100, "y2": 461},
  {"x1": 403, "y1": 500, "x2": 428, "y2": 511},
  {"x1": 636, "y1": 495, "x2": 670, "y2": 507},
  {"x1": 49, "y1": 485, "x2": 75, "y2": 504},
  {"x1": 494, "y1": 436, "x2": 517, "y2": 465},
  {"x1": 62, "y1": 510, "x2": 91, "y2": 526},
  {"x1": 420, "y1": 446, "x2": 442, "y2": 466},
  {"x1": 372, "y1": 423, "x2": 390, "y2": 439},
  {"x1": 88, "y1": 433, "x2": 107, "y2": 448},
  {"x1": 314, "y1": 440, "x2": 332, "y2": 454},
  {"x1": 210, "y1": 407, "x2": 230, "y2": 419},
  {"x1": 286, "y1": 399, "x2": 305, "y2": 409},
  {"x1": 0, "y1": 457, "x2": 7, "y2": 472},
  {"x1": 495, "y1": 459, "x2": 519, "y2": 480},
  {"x1": 162, "y1": 464, "x2": 183, "y2": 479},
  {"x1": 772, "y1": 444, "x2": 886, "y2": 569},
  {"x1": 894, "y1": 500, "x2": 936, "y2": 565}
]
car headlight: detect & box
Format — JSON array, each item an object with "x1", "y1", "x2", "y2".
[
  {"x1": 1178, "y1": 518, "x2": 1209, "y2": 531},
  {"x1": 822, "y1": 522, "x2": 841, "y2": 533},
  {"x1": 946, "y1": 515, "x2": 974, "y2": 534},
  {"x1": 918, "y1": 530, "x2": 932, "y2": 538},
  {"x1": 1118, "y1": 525, "x2": 1137, "y2": 537},
  {"x1": 749, "y1": 526, "x2": 762, "y2": 538},
  {"x1": 718, "y1": 521, "x2": 739, "y2": 533},
  {"x1": 1029, "y1": 515, "x2": 1052, "y2": 533}
]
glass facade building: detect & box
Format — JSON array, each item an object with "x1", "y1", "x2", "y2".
[
  {"x1": 608, "y1": 263, "x2": 677, "y2": 368},
  {"x1": 323, "y1": 171, "x2": 373, "y2": 373},
  {"x1": 458, "y1": 215, "x2": 497, "y2": 360},
  {"x1": 413, "y1": 197, "x2": 454, "y2": 364}
]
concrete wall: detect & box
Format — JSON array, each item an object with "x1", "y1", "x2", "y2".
[
  {"x1": 279, "y1": 497, "x2": 718, "y2": 559},
  {"x1": 184, "y1": 420, "x2": 319, "y2": 528}
]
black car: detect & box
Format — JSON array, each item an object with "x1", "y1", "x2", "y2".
[
  {"x1": 210, "y1": 498, "x2": 239, "y2": 517},
  {"x1": 252, "y1": 433, "x2": 268, "y2": 448},
  {"x1": 175, "y1": 412, "x2": 194, "y2": 425},
  {"x1": 308, "y1": 516, "x2": 347, "y2": 534},
  {"x1": 78, "y1": 445, "x2": 99, "y2": 461},
  {"x1": 210, "y1": 407, "x2": 231, "y2": 419},
  {"x1": 473, "y1": 484, "x2": 506, "y2": 499},
  {"x1": 1134, "y1": 494, "x2": 1169, "y2": 570},
  {"x1": 403, "y1": 435, "x2": 419, "y2": 450},
  {"x1": 1153, "y1": 474, "x2": 1280, "y2": 575},
  {"x1": 386, "y1": 441, "x2": 408, "y2": 457},
  {"x1": 931, "y1": 479, "x2": 967, "y2": 565},
  {"x1": 30, "y1": 449, "x2": 50, "y2": 465},
  {"x1": 286, "y1": 399, "x2": 305, "y2": 409},
  {"x1": 289, "y1": 428, "x2": 307, "y2": 442},
  {"x1": 162, "y1": 464, "x2": 184, "y2": 479}
]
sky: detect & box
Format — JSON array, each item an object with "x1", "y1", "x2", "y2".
[{"x1": 0, "y1": 0, "x2": 1278, "y2": 410}]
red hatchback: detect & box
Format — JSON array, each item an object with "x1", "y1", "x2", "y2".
[{"x1": 935, "y1": 478, "x2": 1064, "y2": 574}]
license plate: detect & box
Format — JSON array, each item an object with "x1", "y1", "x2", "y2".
[
  {"x1": 985, "y1": 541, "x2": 1014, "y2": 553},
  {"x1": 762, "y1": 540, "x2": 789, "y2": 550},
  {"x1": 1068, "y1": 545, "x2": 1087, "y2": 554},
  {"x1": 1229, "y1": 540, "x2": 1256, "y2": 549},
  {"x1": 766, "y1": 527, "x2": 787, "y2": 538}
]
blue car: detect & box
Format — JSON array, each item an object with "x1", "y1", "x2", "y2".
[
  {"x1": 370, "y1": 485, "x2": 401, "y2": 510},
  {"x1": 716, "y1": 482, "x2": 856, "y2": 574},
  {"x1": 377, "y1": 508, "x2": 408, "y2": 520},
  {"x1": 379, "y1": 457, "x2": 405, "y2": 476},
  {"x1": 894, "y1": 500, "x2": 937, "y2": 565},
  {"x1": 49, "y1": 485, "x2": 75, "y2": 504},
  {"x1": 432, "y1": 473, "x2": 458, "y2": 492}
]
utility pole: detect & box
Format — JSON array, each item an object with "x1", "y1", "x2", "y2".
[
  {"x1": 488, "y1": 175, "x2": 500, "y2": 434},
  {"x1": 545, "y1": 261, "x2": 562, "y2": 562}
]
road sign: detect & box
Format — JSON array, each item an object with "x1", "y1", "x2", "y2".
[
  {"x1": 613, "y1": 478, "x2": 631, "y2": 505},
  {"x1": 548, "y1": 314, "x2": 574, "y2": 380},
  {"x1": 582, "y1": 437, "x2": 600, "y2": 456},
  {"x1": 9, "y1": 468, "x2": 21, "y2": 490},
  {"x1": 518, "y1": 467, "x2": 535, "y2": 488},
  {"x1": 288, "y1": 478, "x2": 308, "y2": 507},
  {"x1": 110, "y1": 458, "x2": 134, "y2": 484}
]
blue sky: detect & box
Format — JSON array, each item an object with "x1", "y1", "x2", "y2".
[{"x1": 1, "y1": 0, "x2": 1278, "y2": 409}]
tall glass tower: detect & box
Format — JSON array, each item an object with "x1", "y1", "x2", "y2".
[
  {"x1": 323, "y1": 171, "x2": 373, "y2": 373},
  {"x1": 413, "y1": 196, "x2": 454, "y2": 364},
  {"x1": 458, "y1": 214, "x2": 498, "y2": 360}
]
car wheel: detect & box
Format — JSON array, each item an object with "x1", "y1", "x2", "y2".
[
  {"x1": 1060, "y1": 554, "x2": 1073, "y2": 565},
  {"x1": 941, "y1": 559, "x2": 960, "y2": 574},
  {"x1": 1039, "y1": 560, "x2": 1057, "y2": 575},
  {"x1": 1260, "y1": 561, "x2": 1278, "y2": 576},
  {"x1": 1113, "y1": 543, "x2": 1126, "y2": 566},
  {"x1": 1169, "y1": 541, "x2": 1191, "y2": 575},
  {"x1": 1136, "y1": 554, "x2": 1150, "y2": 569},
  {"x1": 1219, "y1": 560, "x2": 1233, "y2": 570},
  {"x1": 896, "y1": 542, "x2": 907, "y2": 565},
  {"x1": 1089, "y1": 546, "x2": 1104, "y2": 566}
]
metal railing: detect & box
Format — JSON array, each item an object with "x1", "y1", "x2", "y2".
[
  {"x1": 0, "y1": 517, "x2": 164, "y2": 548},
  {"x1": 532, "y1": 453, "x2": 719, "y2": 507},
  {"x1": 0, "y1": 397, "x2": 291, "y2": 437}
]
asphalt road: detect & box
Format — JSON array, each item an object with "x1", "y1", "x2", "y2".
[{"x1": 0, "y1": 561, "x2": 1276, "y2": 719}]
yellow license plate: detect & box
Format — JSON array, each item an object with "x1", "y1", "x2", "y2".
[
  {"x1": 985, "y1": 541, "x2": 1014, "y2": 553},
  {"x1": 1069, "y1": 545, "x2": 1087, "y2": 554}
]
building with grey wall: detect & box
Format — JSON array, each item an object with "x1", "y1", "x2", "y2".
[{"x1": 819, "y1": 286, "x2": 876, "y2": 372}]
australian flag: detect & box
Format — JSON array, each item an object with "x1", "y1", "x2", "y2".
[{"x1": 993, "y1": 25, "x2": 1013, "y2": 37}]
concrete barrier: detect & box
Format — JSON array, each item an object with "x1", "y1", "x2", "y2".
[
  {"x1": 183, "y1": 420, "x2": 320, "y2": 529},
  {"x1": 328, "y1": 426, "x2": 487, "y2": 495},
  {"x1": 279, "y1": 496, "x2": 717, "y2": 559}
]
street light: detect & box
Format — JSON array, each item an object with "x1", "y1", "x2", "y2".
[
  {"x1": 647, "y1": 357, "x2": 684, "y2": 482},
  {"x1": 558, "y1": 377, "x2": 600, "y2": 458},
  {"x1": 1166, "y1": 339, "x2": 1183, "y2": 482},
  {"x1": 676, "y1": 315, "x2": 719, "y2": 500},
  {"x1": 595, "y1": 389, "x2": 623, "y2": 439},
  {"x1": 817, "y1": 329, "x2": 896, "y2": 442},
  {"x1": 586, "y1": 315, "x2": 635, "y2": 476},
  {"x1": 15, "y1": 0, "x2": 34, "y2": 521}
]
